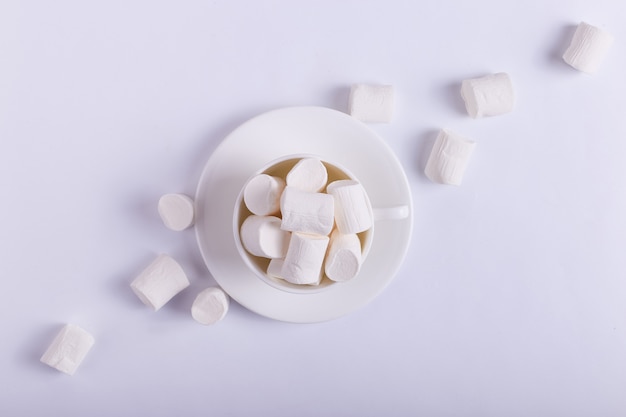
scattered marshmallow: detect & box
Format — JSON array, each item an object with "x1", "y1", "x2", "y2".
[
  {"x1": 130, "y1": 254, "x2": 190, "y2": 311},
  {"x1": 280, "y1": 187, "x2": 335, "y2": 236},
  {"x1": 240, "y1": 215, "x2": 291, "y2": 258},
  {"x1": 286, "y1": 157, "x2": 329, "y2": 192},
  {"x1": 267, "y1": 258, "x2": 285, "y2": 279},
  {"x1": 460, "y1": 73, "x2": 515, "y2": 118},
  {"x1": 326, "y1": 180, "x2": 373, "y2": 234},
  {"x1": 243, "y1": 174, "x2": 286, "y2": 216},
  {"x1": 281, "y1": 232, "x2": 330, "y2": 285},
  {"x1": 349, "y1": 84, "x2": 395, "y2": 123},
  {"x1": 238, "y1": 157, "x2": 378, "y2": 286},
  {"x1": 563, "y1": 22, "x2": 614, "y2": 74},
  {"x1": 325, "y1": 230, "x2": 362, "y2": 282},
  {"x1": 40, "y1": 324, "x2": 95, "y2": 375},
  {"x1": 425, "y1": 129, "x2": 476, "y2": 186},
  {"x1": 191, "y1": 287, "x2": 230, "y2": 325},
  {"x1": 158, "y1": 193, "x2": 195, "y2": 231}
]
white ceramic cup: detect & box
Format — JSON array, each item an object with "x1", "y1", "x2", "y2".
[{"x1": 233, "y1": 154, "x2": 407, "y2": 294}]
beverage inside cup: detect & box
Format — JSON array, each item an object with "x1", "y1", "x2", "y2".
[{"x1": 233, "y1": 154, "x2": 374, "y2": 294}]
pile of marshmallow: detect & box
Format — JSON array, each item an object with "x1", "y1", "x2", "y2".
[{"x1": 239, "y1": 157, "x2": 372, "y2": 286}]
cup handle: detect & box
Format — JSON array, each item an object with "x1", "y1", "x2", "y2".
[{"x1": 373, "y1": 205, "x2": 410, "y2": 221}]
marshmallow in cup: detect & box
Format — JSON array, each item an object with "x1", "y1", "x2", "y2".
[{"x1": 233, "y1": 154, "x2": 408, "y2": 294}]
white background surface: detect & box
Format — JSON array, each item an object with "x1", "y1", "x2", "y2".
[{"x1": 1, "y1": 0, "x2": 625, "y2": 415}]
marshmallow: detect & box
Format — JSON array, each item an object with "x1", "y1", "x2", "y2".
[
  {"x1": 158, "y1": 193, "x2": 195, "y2": 231},
  {"x1": 563, "y1": 22, "x2": 614, "y2": 74},
  {"x1": 460, "y1": 73, "x2": 514, "y2": 118},
  {"x1": 425, "y1": 129, "x2": 476, "y2": 186},
  {"x1": 326, "y1": 180, "x2": 373, "y2": 234},
  {"x1": 280, "y1": 187, "x2": 335, "y2": 236},
  {"x1": 40, "y1": 324, "x2": 95, "y2": 375},
  {"x1": 325, "y1": 230, "x2": 362, "y2": 282},
  {"x1": 191, "y1": 287, "x2": 230, "y2": 325},
  {"x1": 349, "y1": 84, "x2": 395, "y2": 123},
  {"x1": 240, "y1": 215, "x2": 291, "y2": 258},
  {"x1": 281, "y1": 232, "x2": 330, "y2": 285},
  {"x1": 285, "y1": 157, "x2": 329, "y2": 192},
  {"x1": 130, "y1": 254, "x2": 190, "y2": 311},
  {"x1": 267, "y1": 258, "x2": 285, "y2": 279},
  {"x1": 243, "y1": 174, "x2": 286, "y2": 216}
]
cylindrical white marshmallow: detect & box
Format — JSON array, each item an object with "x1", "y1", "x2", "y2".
[
  {"x1": 280, "y1": 187, "x2": 335, "y2": 236},
  {"x1": 243, "y1": 174, "x2": 286, "y2": 216},
  {"x1": 40, "y1": 324, "x2": 95, "y2": 375},
  {"x1": 240, "y1": 215, "x2": 291, "y2": 258},
  {"x1": 267, "y1": 258, "x2": 285, "y2": 279},
  {"x1": 281, "y1": 232, "x2": 330, "y2": 285},
  {"x1": 158, "y1": 193, "x2": 195, "y2": 231},
  {"x1": 191, "y1": 287, "x2": 230, "y2": 325},
  {"x1": 285, "y1": 157, "x2": 329, "y2": 192},
  {"x1": 130, "y1": 254, "x2": 190, "y2": 311},
  {"x1": 563, "y1": 22, "x2": 614, "y2": 74},
  {"x1": 425, "y1": 129, "x2": 476, "y2": 186},
  {"x1": 349, "y1": 84, "x2": 395, "y2": 123},
  {"x1": 326, "y1": 180, "x2": 373, "y2": 234},
  {"x1": 325, "y1": 230, "x2": 362, "y2": 282},
  {"x1": 460, "y1": 73, "x2": 514, "y2": 118}
]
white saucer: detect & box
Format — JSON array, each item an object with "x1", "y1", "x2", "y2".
[{"x1": 195, "y1": 106, "x2": 413, "y2": 323}]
